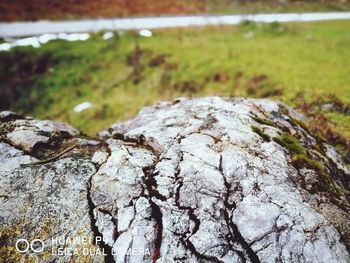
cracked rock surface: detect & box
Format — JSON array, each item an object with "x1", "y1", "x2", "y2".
[
  {"x1": 1, "y1": 98, "x2": 350, "y2": 263},
  {"x1": 0, "y1": 113, "x2": 104, "y2": 263}
]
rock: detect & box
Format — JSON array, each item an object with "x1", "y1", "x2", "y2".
[
  {"x1": 0, "y1": 114, "x2": 105, "y2": 263},
  {"x1": 91, "y1": 150, "x2": 110, "y2": 166},
  {"x1": 7, "y1": 130, "x2": 50, "y2": 153},
  {"x1": 94, "y1": 97, "x2": 350, "y2": 262},
  {"x1": 0, "y1": 111, "x2": 22, "y2": 122},
  {"x1": 1, "y1": 97, "x2": 350, "y2": 263},
  {"x1": 1, "y1": 116, "x2": 79, "y2": 156}
]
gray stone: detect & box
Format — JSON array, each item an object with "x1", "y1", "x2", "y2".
[
  {"x1": 1, "y1": 97, "x2": 350, "y2": 263},
  {"x1": 1, "y1": 117, "x2": 79, "y2": 154},
  {"x1": 0, "y1": 114, "x2": 104, "y2": 263},
  {"x1": 93, "y1": 97, "x2": 350, "y2": 262}
]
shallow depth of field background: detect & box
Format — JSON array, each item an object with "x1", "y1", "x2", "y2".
[{"x1": 0, "y1": 0, "x2": 349, "y2": 165}]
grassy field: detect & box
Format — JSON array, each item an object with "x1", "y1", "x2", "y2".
[
  {"x1": 1, "y1": 0, "x2": 350, "y2": 21},
  {"x1": 1, "y1": 20, "x2": 350, "y2": 162},
  {"x1": 207, "y1": 0, "x2": 350, "y2": 14}
]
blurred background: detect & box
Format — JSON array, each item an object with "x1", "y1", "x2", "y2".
[
  {"x1": 0, "y1": 0, "x2": 349, "y2": 166},
  {"x1": 1, "y1": 0, "x2": 350, "y2": 21}
]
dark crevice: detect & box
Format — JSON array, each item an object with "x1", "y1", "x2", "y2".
[
  {"x1": 174, "y1": 179, "x2": 200, "y2": 235},
  {"x1": 219, "y1": 155, "x2": 260, "y2": 263},
  {"x1": 113, "y1": 132, "x2": 171, "y2": 261},
  {"x1": 224, "y1": 210, "x2": 260, "y2": 263},
  {"x1": 87, "y1": 145, "x2": 115, "y2": 263},
  {"x1": 141, "y1": 160, "x2": 164, "y2": 262},
  {"x1": 174, "y1": 157, "x2": 222, "y2": 262},
  {"x1": 220, "y1": 162, "x2": 246, "y2": 263},
  {"x1": 172, "y1": 147, "x2": 223, "y2": 262},
  {"x1": 143, "y1": 165, "x2": 167, "y2": 201},
  {"x1": 87, "y1": 179, "x2": 115, "y2": 263},
  {"x1": 112, "y1": 132, "x2": 163, "y2": 156},
  {"x1": 180, "y1": 238, "x2": 224, "y2": 263},
  {"x1": 225, "y1": 231, "x2": 246, "y2": 263},
  {"x1": 149, "y1": 200, "x2": 163, "y2": 262},
  {"x1": 96, "y1": 208, "x2": 119, "y2": 242}
]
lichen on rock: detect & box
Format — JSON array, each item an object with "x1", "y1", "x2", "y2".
[
  {"x1": 0, "y1": 114, "x2": 104, "y2": 263},
  {"x1": 1, "y1": 97, "x2": 350, "y2": 262}
]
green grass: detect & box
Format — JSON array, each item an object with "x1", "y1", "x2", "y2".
[
  {"x1": 0, "y1": 20, "x2": 350, "y2": 138},
  {"x1": 206, "y1": 0, "x2": 350, "y2": 14}
]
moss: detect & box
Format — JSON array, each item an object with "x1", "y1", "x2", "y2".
[
  {"x1": 279, "y1": 105, "x2": 311, "y2": 137},
  {"x1": 291, "y1": 154, "x2": 324, "y2": 172},
  {"x1": 287, "y1": 114, "x2": 328, "y2": 144},
  {"x1": 290, "y1": 117, "x2": 311, "y2": 134},
  {"x1": 252, "y1": 126, "x2": 271, "y2": 142},
  {"x1": 291, "y1": 153, "x2": 338, "y2": 195},
  {"x1": 274, "y1": 133, "x2": 341, "y2": 196},
  {"x1": 252, "y1": 116, "x2": 277, "y2": 128},
  {"x1": 273, "y1": 133, "x2": 306, "y2": 155},
  {"x1": 279, "y1": 102, "x2": 335, "y2": 148}
]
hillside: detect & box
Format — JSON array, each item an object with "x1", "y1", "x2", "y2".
[{"x1": 1, "y1": 0, "x2": 350, "y2": 21}]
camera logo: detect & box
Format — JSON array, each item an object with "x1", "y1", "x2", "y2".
[{"x1": 15, "y1": 239, "x2": 45, "y2": 253}]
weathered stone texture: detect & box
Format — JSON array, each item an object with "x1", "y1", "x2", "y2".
[
  {"x1": 0, "y1": 114, "x2": 104, "y2": 263},
  {"x1": 1, "y1": 98, "x2": 350, "y2": 262}
]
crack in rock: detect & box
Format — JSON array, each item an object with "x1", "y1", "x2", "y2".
[
  {"x1": 1, "y1": 97, "x2": 350, "y2": 263},
  {"x1": 87, "y1": 176, "x2": 115, "y2": 263},
  {"x1": 141, "y1": 164, "x2": 165, "y2": 262},
  {"x1": 90, "y1": 98, "x2": 350, "y2": 262},
  {"x1": 0, "y1": 115, "x2": 105, "y2": 262}
]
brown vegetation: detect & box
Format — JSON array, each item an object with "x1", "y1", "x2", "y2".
[
  {"x1": 0, "y1": 0, "x2": 205, "y2": 21},
  {"x1": 295, "y1": 95, "x2": 350, "y2": 166}
]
